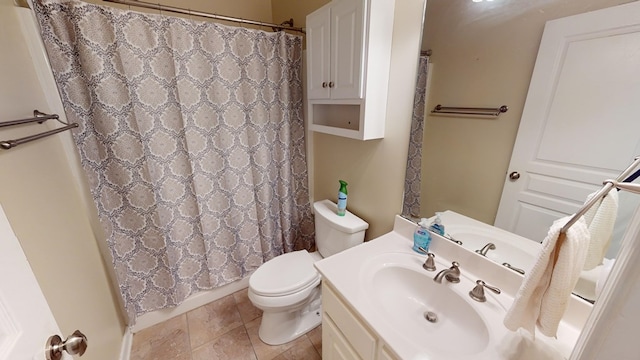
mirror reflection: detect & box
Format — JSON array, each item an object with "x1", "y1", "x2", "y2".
[{"x1": 403, "y1": 0, "x2": 640, "y2": 302}]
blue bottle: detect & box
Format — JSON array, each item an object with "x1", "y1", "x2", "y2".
[
  {"x1": 429, "y1": 213, "x2": 445, "y2": 236},
  {"x1": 413, "y1": 218, "x2": 431, "y2": 253}
]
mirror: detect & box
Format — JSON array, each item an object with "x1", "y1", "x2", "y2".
[{"x1": 402, "y1": 0, "x2": 640, "y2": 302}]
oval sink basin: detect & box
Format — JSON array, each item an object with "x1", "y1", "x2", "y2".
[
  {"x1": 371, "y1": 264, "x2": 488, "y2": 356},
  {"x1": 361, "y1": 252, "x2": 506, "y2": 358}
]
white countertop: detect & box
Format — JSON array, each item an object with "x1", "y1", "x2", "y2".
[{"x1": 315, "y1": 215, "x2": 592, "y2": 359}]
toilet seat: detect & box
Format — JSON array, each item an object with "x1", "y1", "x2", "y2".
[{"x1": 250, "y1": 250, "x2": 319, "y2": 297}]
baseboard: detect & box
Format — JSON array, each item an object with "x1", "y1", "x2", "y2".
[
  {"x1": 130, "y1": 276, "x2": 250, "y2": 333},
  {"x1": 119, "y1": 327, "x2": 133, "y2": 360}
]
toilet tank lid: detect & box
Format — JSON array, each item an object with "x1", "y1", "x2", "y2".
[{"x1": 314, "y1": 200, "x2": 369, "y2": 234}]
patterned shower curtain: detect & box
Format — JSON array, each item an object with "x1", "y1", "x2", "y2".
[
  {"x1": 34, "y1": 0, "x2": 314, "y2": 320},
  {"x1": 403, "y1": 56, "x2": 430, "y2": 218}
]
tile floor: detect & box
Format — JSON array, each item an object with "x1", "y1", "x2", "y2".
[{"x1": 130, "y1": 288, "x2": 322, "y2": 360}]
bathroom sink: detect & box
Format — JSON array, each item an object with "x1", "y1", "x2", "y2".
[{"x1": 361, "y1": 252, "x2": 508, "y2": 359}]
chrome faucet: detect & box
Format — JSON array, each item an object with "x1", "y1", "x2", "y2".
[
  {"x1": 433, "y1": 261, "x2": 460, "y2": 283},
  {"x1": 475, "y1": 242, "x2": 496, "y2": 256}
]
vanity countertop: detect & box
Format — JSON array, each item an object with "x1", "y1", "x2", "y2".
[{"x1": 314, "y1": 215, "x2": 592, "y2": 359}]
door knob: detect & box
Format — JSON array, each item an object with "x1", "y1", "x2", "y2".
[
  {"x1": 509, "y1": 171, "x2": 520, "y2": 180},
  {"x1": 328, "y1": 81, "x2": 334, "y2": 88},
  {"x1": 46, "y1": 330, "x2": 88, "y2": 360},
  {"x1": 322, "y1": 82, "x2": 327, "y2": 88}
]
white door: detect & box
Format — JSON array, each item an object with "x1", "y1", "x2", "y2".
[
  {"x1": 0, "y1": 203, "x2": 70, "y2": 360},
  {"x1": 494, "y1": 2, "x2": 640, "y2": 242}
]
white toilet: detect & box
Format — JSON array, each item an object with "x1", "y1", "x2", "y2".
[{"x1": 248, "y1": 199, "x2": 369, "y2": 345}]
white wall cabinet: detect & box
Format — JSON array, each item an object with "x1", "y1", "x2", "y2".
[
  {"x1": 307, "y1": 0, "x2": 363, "y2": 100},
  {"x1": 322, "y1": 282, "x2": 399, "y2": 360},
  {"x1": 306, "y1": 0, "x2": 395, "y2": 140}
]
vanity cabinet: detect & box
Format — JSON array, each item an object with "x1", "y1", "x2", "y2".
[
  {"x1": 322, "y1": 282, "x2": 399, "y2": 360},
  {"x1": 306, "y1": 0, "x2": 395, "y2": 140}
]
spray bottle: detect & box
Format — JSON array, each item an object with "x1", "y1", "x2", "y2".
[{"x1": 337, "y1": 180, "x2": 348, "y2": 216}]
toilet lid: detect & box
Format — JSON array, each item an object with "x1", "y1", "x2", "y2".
[{"x1": 250, "y1": 250, "x2": 320, "y2": 297}]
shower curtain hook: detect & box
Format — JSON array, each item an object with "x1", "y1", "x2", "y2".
[{"x1": 157, "y1": 2, "x2": 161, "y2": 15}]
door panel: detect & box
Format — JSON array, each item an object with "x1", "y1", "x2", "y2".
[
  {"x1": 330, "y1": 0, "x2": 363, "y2": 99},
  {"x1": 0, "y1": 4, "x2": 67, "y2": 359},
  {"x1": 306, "y1": 5, "x2": 331, "y2": 99},
  {"x1": 0, "y1": 203, "x2": 67, "y2": 360},
  {"x1": 495, "y1": 2, "x2": 640, "y2": 242}
]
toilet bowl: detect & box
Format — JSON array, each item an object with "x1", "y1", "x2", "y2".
[{"x1": 247, "y1": 199, "x2": 368, "y2": 345}]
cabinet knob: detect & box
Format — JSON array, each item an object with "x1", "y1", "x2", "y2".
[
  {"x1": 329, "y1": 81, "x2": 334, "y2": 88},
  {"x1": 322, "y1": 82, "x2": 327, "y2": 88}
]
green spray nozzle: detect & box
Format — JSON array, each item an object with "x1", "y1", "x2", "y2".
[{"x1": 339, "y1": 180, "x2": 348, "y2": 195}]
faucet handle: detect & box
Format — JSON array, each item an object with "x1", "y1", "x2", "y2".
[
  {"x1": 422, "y1": 253, "x2": 436, "y2": 271},
  {"x1": 469, "y1": 280, "x2": 501, "y2": 302}
]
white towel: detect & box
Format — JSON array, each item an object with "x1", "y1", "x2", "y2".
[
  {"x1": 503, "y1": 216, "x2": 589, "y2": 337},
  {"x1": 582, "y1": 189, "x2": 618, "y2": 270}
]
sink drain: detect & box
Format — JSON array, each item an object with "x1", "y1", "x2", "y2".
[{"x1": 424, "y1": 311, "x2": 438, "y2": 323}]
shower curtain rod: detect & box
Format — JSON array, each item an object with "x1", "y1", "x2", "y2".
[
  {"x1": 102, "y1": 0, "x2": 306, "y2": 34},
  {"x1": 561, "y1": 156, "x2": 640, "y2": 234}
]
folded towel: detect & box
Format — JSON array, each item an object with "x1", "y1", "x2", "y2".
[
  {"x1": 503, "y1": 215, "x2": 589, "y2": 337},
  {"x1": 582, "y1": 189, "x2": 618, "y2": 270}
]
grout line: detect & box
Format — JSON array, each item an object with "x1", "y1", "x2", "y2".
[{"x1": 185, "y1": 312, "x2": 194, "y2": 360}]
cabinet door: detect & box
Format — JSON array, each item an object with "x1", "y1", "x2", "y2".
[
  {"x1": 330, "y1": 0, "x2": 364, "y2": 99},
  {"x1": 307, "y1": 6, "x2": 331, "y2": 99},
  {"x1": 323, "y1": 315, "x2": 362, "y2": 360}
]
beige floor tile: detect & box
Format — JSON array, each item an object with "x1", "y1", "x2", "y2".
[
  {"x1": 192, "y1": 325, "x2": 257, "y2": 360},
  {"x1": 233, "y1": 288, "x2": 263, "y2": 324},
  {"x1": 272, "y1": 337, "x2": 321, "y2": 360},
  {"x1": 187, "y1": 294, "x2": 244, "y2": 348},
  {"x1": 245, "y1": 317, "x2": 310, "y2": 360},
  {"x1": 130, "y1": 314, "x2": 191, "y2": 360},
  {"x1": 307, "y1": 325, "x2": 322, "y2": 355}
]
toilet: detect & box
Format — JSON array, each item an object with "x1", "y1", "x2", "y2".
[{"x1": 248, "y1": 199, "x2": 369, "y2": 345}]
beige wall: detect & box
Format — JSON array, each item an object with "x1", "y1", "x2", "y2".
[
  {"x1": 276, "y1": 0, "x2": 426, "y2": 240},
  {"x1": 420, "y1": 0, "x2": 632, "y2": 225},
  {"x1": 3, "y1": 4, "x2": 423, "y2": 358},
  {"x1": 1, "y1": 3, "x2": 124, "y2": 359},
  {"x1": 272, "y1": 0, "x2": 328, "y2": 29},
  {"x1": 3, "y1": 1, "x2": 276, "y2": 359}
]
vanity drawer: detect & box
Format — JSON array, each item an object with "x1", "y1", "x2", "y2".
[{"x1": 323, "y1": 282, "x2": 377, "y2": 359}]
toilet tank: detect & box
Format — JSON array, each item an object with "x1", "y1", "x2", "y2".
[{"x1": 314, "y1": 200, "x2": 369, "y2": 257}]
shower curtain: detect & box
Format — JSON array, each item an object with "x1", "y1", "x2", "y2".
[
  {"x1": 34, "y1": 0, "x2": 314, "y2": 320},
  {"x1": 403, "y1": 56, "x2": 430, "y2": 218}
]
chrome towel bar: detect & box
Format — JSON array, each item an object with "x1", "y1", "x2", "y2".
[
  {"x1": 561, "y1": 156, "x2": 640, "y2": 234},
  {"x1": 431, "y1": 104, "x2": 509, "y2": 117},
  {"x1": 0, "y1": 110, "x2": 78, "y2": 150}
]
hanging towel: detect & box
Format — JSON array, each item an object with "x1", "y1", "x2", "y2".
[
  {"x1": 503, "y1": 216, "x2": 589, "y2": 337},
  {"x1": 582, "y1": 189, "x2": 618, "y2": 270}
]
